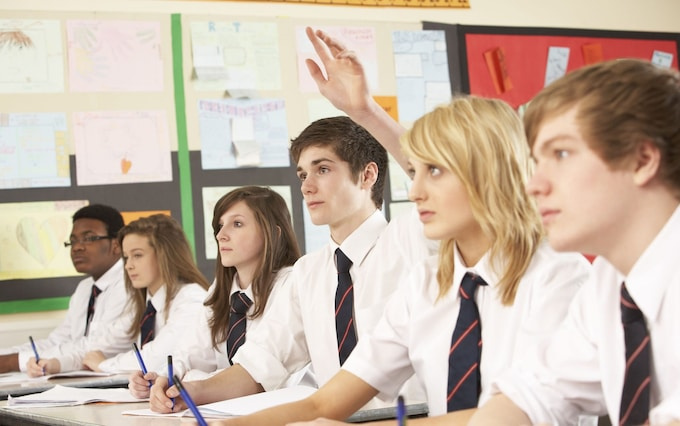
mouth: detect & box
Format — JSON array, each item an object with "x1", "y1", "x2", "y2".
[
  {"x1": 417, "y1": 209, "x2": 434, "y2": 222},
  {"x1": 306, "y1": 201, "x2": 323, "y2": 209},
  {"x1": 539, "y1": 208, "x2": 560, "y2": 225}
]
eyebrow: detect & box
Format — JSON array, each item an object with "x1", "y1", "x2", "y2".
[
  {"x1": 296, "y1": 157, "x2": 336, "y2": 172},
  {"x1": 534, "y1": 134, "x2": 576, "y2": 156}
]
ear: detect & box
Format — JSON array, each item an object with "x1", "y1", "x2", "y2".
[
  {"x1": 360, "y1": 162, "x2": 379, "y2": 189},
  {"x1": 110, "y1": 238, "x2": 122, "y2": 256},
  {"x1": 632, "y1": 139, "x2": 661, "y2": 187}
]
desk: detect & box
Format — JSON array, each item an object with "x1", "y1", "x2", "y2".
[
  {"x1": 0, "y1": 401, "x2": 180, "y2": 426},
  {"x1": 0, "y1": 374, "x2": 129, "y2": 401},
  {"x1": 0, "y1": 400, "x2": 429, "y2": 426}
]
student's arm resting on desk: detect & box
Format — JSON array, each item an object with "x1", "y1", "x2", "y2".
[
  {"x1": 468, "y1": 394, "x2": 532, "y2": 426},
  {"x1": 150, "y1": 363, "x2": 263, "y2": 413},
  {"x1": 0, "y1": 353, "x2": 19, "y2": 374},
  {"x1": 304, "y1": 26, "x2": 408, "y2": 172},
  {"x1": 209, "y1": 370, "x2": 377, "y2": 426},
  {"x1": 26, "y1": 357, "x2": 60, "y2": 377}
]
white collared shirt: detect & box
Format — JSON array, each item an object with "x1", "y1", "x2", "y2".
[
  {"x1": 495, "y1": 206, "x2": 680, "y2": 425},
  {"x1": 235, "y1": 210, "x2": 433, "y2": 392},
  {"x1": 7, "y1": 260, "x2": 127, "y2": 372},
  {"x1": 170, "y1": 268, "x2": 292, "y2": 380},
  {"x1": 344, "y1": 241, "x2": 590, "y2": 416},
  {"x1": 79, "y1": 283, "x2": 207, "y2": 374}
]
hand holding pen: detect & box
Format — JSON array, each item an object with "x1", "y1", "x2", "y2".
[
  {"x1": 28, "y1": 336, "x2": 45, "y2": 377},
  {"x1": 173, "y1": 374, "x2": 208, "y2": 426},
  {"x1": 132, "y1": 343, "x2": 153, "y2": 388}
]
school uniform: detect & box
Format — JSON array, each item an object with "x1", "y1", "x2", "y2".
[
  {"x1": 494, "y1": 206, "x2": 680, "y2": 425},
  {"x1": 59, "y1": 283, "x2": 207, "y2": 374},
  {"x1": 343, "y1": 241, "x2": 590, "y2": 416},
  {"x1": 233, "y1": 210, "x2": 430, "y2": 404},
  {"x1": 172, "y1": 268, "x2": 292, "y2": 380},
  {"x1": 1, "y1": 260, "x2": 126, "y2": 373}
]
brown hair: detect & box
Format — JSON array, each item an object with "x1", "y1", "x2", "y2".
[
  {"x1": 524, "y1": 59, "x2": 680, "y2": 197},
  {"x1": 118, "y1": 214, "x2": 210, "y2": 337},
  {"x1": 205, "y1": 186, "x2": 301, "y2": 348},
  {"x1": 290, "y1": 116, "x2": 388, "y2": 208}
]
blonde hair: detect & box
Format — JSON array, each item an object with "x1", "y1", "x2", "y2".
[
  {"x1": 118, "y1": 214, "x2": 210, "y2": 337},
  {"x1": 401, "y1": 96, "x2": 543, "y2": 305}
]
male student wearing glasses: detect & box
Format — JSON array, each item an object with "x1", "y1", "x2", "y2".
[{"x1": 0, "y1": 204, "x2": 127, "y2": 376}]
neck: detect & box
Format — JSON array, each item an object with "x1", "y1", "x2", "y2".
[{"x1": 330, "y1": 206, "x2": 377, "y2": 245}]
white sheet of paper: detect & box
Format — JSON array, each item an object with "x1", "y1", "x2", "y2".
[{"x1": 7, "y1": 385, "x2": 146, "y2": 408}]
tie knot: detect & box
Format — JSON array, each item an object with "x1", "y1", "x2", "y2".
[
  {"x1": 91, "y1": 285, "x2": 101, "y2": 298},
  {"x1": 144, "y1": 300, "x2": 156, "y2": 315},
  {"x1": 459, "y1": 272, "x2": 487, "y2": 300},
  {"x1": 335, "y1": 248, "x2": 353, "y2": 274},
  {"x1": 230, "y1": 292, "x2": 253, "y2": 314},
  {"x1": 620, "y1": 283, "x2": 643, "y2": 324}
]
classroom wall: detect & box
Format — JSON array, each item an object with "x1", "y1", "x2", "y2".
[{"x1": 1, "y1": 0, "x2": 678, "y2": 347}]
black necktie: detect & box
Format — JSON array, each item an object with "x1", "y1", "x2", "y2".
[
  {"x1": 140, "y1": 301, "x2": 156, "y2": 349},
  {"x1": 447, "y1": 272, "x2": 486, "y2": 412},
  {"x1": 619, "y1": 282, "x2": 650, "y2": 426},
  {"x1": 226, "y1": 291, "x2": 253, "y2": 365},
  {"x1": 84, "y1": 285, "x2": 101, "y2": 336},
  {"x1": 335, "y1": 248, "x2": 357, "y2": 366}
]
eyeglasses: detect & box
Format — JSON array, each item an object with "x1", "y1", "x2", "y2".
[{"x1": 64, "y1": 235, "x2": 113, "y2": 248}]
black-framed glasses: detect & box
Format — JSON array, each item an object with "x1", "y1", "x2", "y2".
[{"x1": 64, "y1": 235, "x2": 113, "y2": 248}]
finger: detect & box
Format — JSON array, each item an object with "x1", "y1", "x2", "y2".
[
  {"x1": 306, "y1": 26, "x2": 334, "y2": 63},
  {"x1": 316, "y1": 29, "x2": 349, "y2": 57},
  {"x1": 305, "y1": 59, "x2": 327, "y2": 86}
]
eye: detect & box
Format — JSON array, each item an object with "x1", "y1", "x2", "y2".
[
  {"x1": 233, "y1": 221, "x2": 243, "y2": 228},
  {"x1": 428, "y1": 165, "x2": 441, "y2": 176},
  {"x1": 318, "y1": 166, "x2": 330, "y2": 174},
  {"x1": 297, "y1": 172, "x2": 307, "y2": 182},
  {"x1": 554, "y1": 149, "x2": 569, "y2": 160},
  {"x1": 406, "y1": 167, "x2": 416, "y2": 180}
]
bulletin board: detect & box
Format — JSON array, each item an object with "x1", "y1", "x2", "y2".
[
  {"x1": 422, "y1": 22, "x2": 680, "y2": 108},
  {"x1": 0, "y1": 11, "x2": 422, "y2": 313}
]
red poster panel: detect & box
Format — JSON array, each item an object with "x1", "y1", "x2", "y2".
[{"x1": 466, "y1": 33, "x2": 679, "y2": 108}]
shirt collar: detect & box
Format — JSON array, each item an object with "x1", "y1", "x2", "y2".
[
  {"x1": 92, "y1": 259, "x2": 124, "y2": 291},
  {"x1": 332, "y1": 210, "x2": 387, "y2": 268},
  {"x1": 452, "y1": 242, "x2": 497, "y2": 293},
  {"x1": 624, "y1": 204, "x2": 680, "y2": 322},
  {"x1": 146, "y1": 284, "x2": 167, "y2": 314}
]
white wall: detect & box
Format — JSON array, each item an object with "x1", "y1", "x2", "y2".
[{"x1": 1, "y1": 0, "x2": 678, "y2": 346}]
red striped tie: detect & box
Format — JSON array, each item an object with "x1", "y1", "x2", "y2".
[
  {"x1": 226, "y1": 291, "x2": 253, "y2": 364},
  {"x1": 84, "y1": 285, "x2": 101, "y2": 337},
  {"x1": 335, "y1": 248, "x2": 357, "y2": 366},
  {"x1": 619, "y1": 282, "x2": 650, "y2": 426},
  {"x1": 446, "y1": 272, "x2": 486, "y2": 412},
  {"x1": 139, "y1": 301, "x2": 156, "y2": 349}
]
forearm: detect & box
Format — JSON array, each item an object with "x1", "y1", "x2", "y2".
[
  {"x1": 350, "y1": 100, "x2": 408, "y2": 173},
  {"x1": 468, "y1": 394, "x2": 531, "y2": 425},
  {"x1": 188, "y1": 364, "x2": 264, "y2": 406}
]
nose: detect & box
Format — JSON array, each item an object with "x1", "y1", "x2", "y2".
[
  {"x1": 300, "y1": 175, "x2": 316, "y2": 195},
  {"x1": 216, "y1": 226, "x2": 230, "y2": 241},
  {"x1": 526, "y1": 167, "x2": 550, "y2": 197},
  {"x1": 408, "y1": 175, "x2": 424, "y2": 203}
]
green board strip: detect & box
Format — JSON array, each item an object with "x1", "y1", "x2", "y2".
[
  {"x1": 0, "y1": 297, "x2": 70, "y2": 315},
  {"x1": 171, "y1": 13, "x2": 196, "y2": 256}
]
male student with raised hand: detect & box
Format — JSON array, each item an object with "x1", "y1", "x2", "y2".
[
  {"x1": 468, "y1": 59, "x2": 680, "y2": 425},
  {"x1": 0, "y1": 204, "x2": 127, "y2": 376},
  {"x1": 148, "y1": 116, "x2": 425, "y2": 413}
]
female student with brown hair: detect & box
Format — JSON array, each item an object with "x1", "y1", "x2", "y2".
[{"x1": 129, "y1": 186, "x2": 303, "y2": 399}]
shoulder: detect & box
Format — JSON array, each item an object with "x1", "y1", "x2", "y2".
[
  {"x1": 522, "y1": 241, "x2": 593, "y2": 290},
  {"x1": 176, "y1": 282, "x2": 210, "y2": 300}
]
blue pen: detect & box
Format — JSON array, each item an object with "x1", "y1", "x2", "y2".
[
  {"x1": 173, "y1": 374, "x2": 208, "y2": 426},
  {"x1": 396, "y1": 395, "x2": 406, "y2": 426},
  {"x1": 132, "y1": 343, "x2": 152, "y2": 388},
  {"x1": 29, "y1": 336, "x2": 45, "y2": 376},
  {"x1": 167, "y1": 355, "x2": 175, "y2": 410}
]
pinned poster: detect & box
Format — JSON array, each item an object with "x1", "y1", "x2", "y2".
[
  {"x1": 582, "y1": 43, "x2": 603, "y2": 65},
  {"x1": 374, "y1": 96, "x2": 399, "y2": 122},
  {"x1": 544, "y1": 46, "x2": 570, "y2": 87},
  {"x1": 651, "y1": 50, "x2": 673, "y2": 69},
  {"x1": 483, "y1": 47, "x2": 513, "y2": 94}
]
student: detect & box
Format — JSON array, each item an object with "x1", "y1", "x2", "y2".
[
  {"x1": 469, "y1": 59, "x2": 680, "y2": 425},
  {"x1": 206, "y1": 94, "x2": 591, "y2": 426},
  {"x1": 30, "y1": 213, "x2": 210, "y2": 376},
  {"x1": 0, "y1": 204, "x2": 126, "y2": 376},
  {"x1": 128, "y1": 186, "x2": 302, "y2": 398},
  {"x1": 149, "y1": 116, "x2": 425, "y2": 413}
]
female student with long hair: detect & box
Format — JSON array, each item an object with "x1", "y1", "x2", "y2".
[
  {"x1": 130, "y1": 186, "x2": 303, "y2": 399},
  {"x1": 207, "y1": 94, "x2": 591, "y2": 426},
  {"x1": 78, "y1": 213, "x2": 211, "y2": 373}
]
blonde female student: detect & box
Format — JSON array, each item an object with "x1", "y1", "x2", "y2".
[
  {"x1": 130, "y1": 186, "x2": 303, "y2": 399},
  {"x1": 67, "y1": 214, "x2": 211, "y2": 374},
  {"x1": 208, "y1": 96, "x2": 592, "y2": 426}
]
